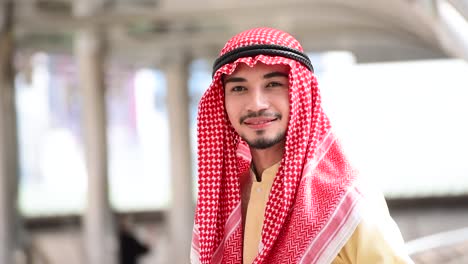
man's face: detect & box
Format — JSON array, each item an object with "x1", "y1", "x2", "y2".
[{"x1": 224, "y1": 62, "x2": 290, "y2": 149}]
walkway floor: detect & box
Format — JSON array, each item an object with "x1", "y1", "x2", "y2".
[{"x1": 411, "y1": 240, "x2": 468, "y2": 264}]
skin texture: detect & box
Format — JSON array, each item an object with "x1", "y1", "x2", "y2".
[{"x1": 224, "y1": 62, "x2": 290, "y2": 178}]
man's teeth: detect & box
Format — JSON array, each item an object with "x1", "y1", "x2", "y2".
[
  {"x1": 248, "y1": 119, "x2": 276, "y2": 125},
  {"x1": 252, "y1": 120, "x2": 268, "y2": 124}
]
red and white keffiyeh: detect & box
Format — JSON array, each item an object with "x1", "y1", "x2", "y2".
[{"x1": 192, "y1": 28, "x2": 363, "y2": 264}]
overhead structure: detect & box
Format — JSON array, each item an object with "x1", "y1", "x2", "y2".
[{"x1": 13, "y1": 0, "x2": 468, "y2": 64}]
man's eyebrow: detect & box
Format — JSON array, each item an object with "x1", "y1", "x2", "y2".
[
  {"x1": 224, "y1": 76, "x2": 246, "y2": 84},
  {"x1": 264, "y1": 71, "x2": 288, "y2": 79}
]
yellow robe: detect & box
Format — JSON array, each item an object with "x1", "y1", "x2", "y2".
[{"x1": 240, "y1": 163, "x2": 413, "y2": 264}]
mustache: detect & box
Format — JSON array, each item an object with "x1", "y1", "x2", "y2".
[{"x1": 239, "y1": 110, "x2": 282, "y2": 124}]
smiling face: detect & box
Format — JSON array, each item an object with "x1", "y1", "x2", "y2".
[{"x1": 224, "y1": 62, "x2": 290, "y2": 150}]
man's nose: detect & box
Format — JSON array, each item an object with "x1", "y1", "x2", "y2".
[{"x1": 246, "y1": 89, "x2": 268, "y2": 112}]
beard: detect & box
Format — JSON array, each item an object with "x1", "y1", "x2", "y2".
[{"x1": 242, "y1": 130, "x2": 286, "y2": 150}]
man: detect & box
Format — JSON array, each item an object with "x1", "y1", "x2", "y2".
[{"x1": 191, "y1": 28, "x2": 413, "y2": 264}]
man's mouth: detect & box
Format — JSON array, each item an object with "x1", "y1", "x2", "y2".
[
  {"x1": 242, "y1": 116, "x2": 280, "y2": 129},
  {"x1": 243, "y1": 117, "x2": 278, "y2": 125},
  {"x1": 240, "y1": 111, "x2": 281, "y2": 124}
]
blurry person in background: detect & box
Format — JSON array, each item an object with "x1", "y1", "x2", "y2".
[
  {"x1": 190, "y1": 28, "x2": 413, "y2": 263},
  {"x1": 118, "y1": 215, "x2": 150, "y2": 264}
]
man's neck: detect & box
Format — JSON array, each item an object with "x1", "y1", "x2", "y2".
[{"x1": 250, "y1": 141, "x2": 285, "y2": 181}]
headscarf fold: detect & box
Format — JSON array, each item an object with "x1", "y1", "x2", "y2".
[{"x1": 192, "y1": 28, "x2": 362, "y2": 264}]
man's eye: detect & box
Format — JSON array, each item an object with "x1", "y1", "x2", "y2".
[
  {"x1": 231, "y1": 86, "x2": 246, "y2": 92},
  {"x1": 266, "y1": 82, "x2": 283, "y2": 88}
]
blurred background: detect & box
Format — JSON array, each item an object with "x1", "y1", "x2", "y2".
[{"x1": 1, "y1": 0, "x2": 468, "y2": 263}]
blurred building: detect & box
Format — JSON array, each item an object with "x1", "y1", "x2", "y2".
[{"x1": 1, "y1": 0, "x2": 468, "y2": 263}]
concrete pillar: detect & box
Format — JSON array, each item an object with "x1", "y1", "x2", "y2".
[
  {"x1": 0, "y1": 0, "x2": 19, "y2": 263},
  {"x1": 164, "y1": 52, "x2": 195, "y2": 264},
  {"x1": 73, "y1": 3, "x2": 116, "y2": 262}
]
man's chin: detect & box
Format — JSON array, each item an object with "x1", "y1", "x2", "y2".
[{"x1": 244, "y1": 136, "x2": 285, "y2": 150}]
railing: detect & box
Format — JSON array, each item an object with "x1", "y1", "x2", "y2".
[{"x1": 405, "y1": 227, "x2": 468, "y2": 255}]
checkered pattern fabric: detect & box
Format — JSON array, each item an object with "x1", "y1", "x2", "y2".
[{"x1": 191, "y1": 28, "x2": 359, "y2": 264}]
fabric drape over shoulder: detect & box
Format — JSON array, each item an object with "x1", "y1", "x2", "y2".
[{"x1": 191, "y1": 27, "x2": 363, "y2": 264}]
